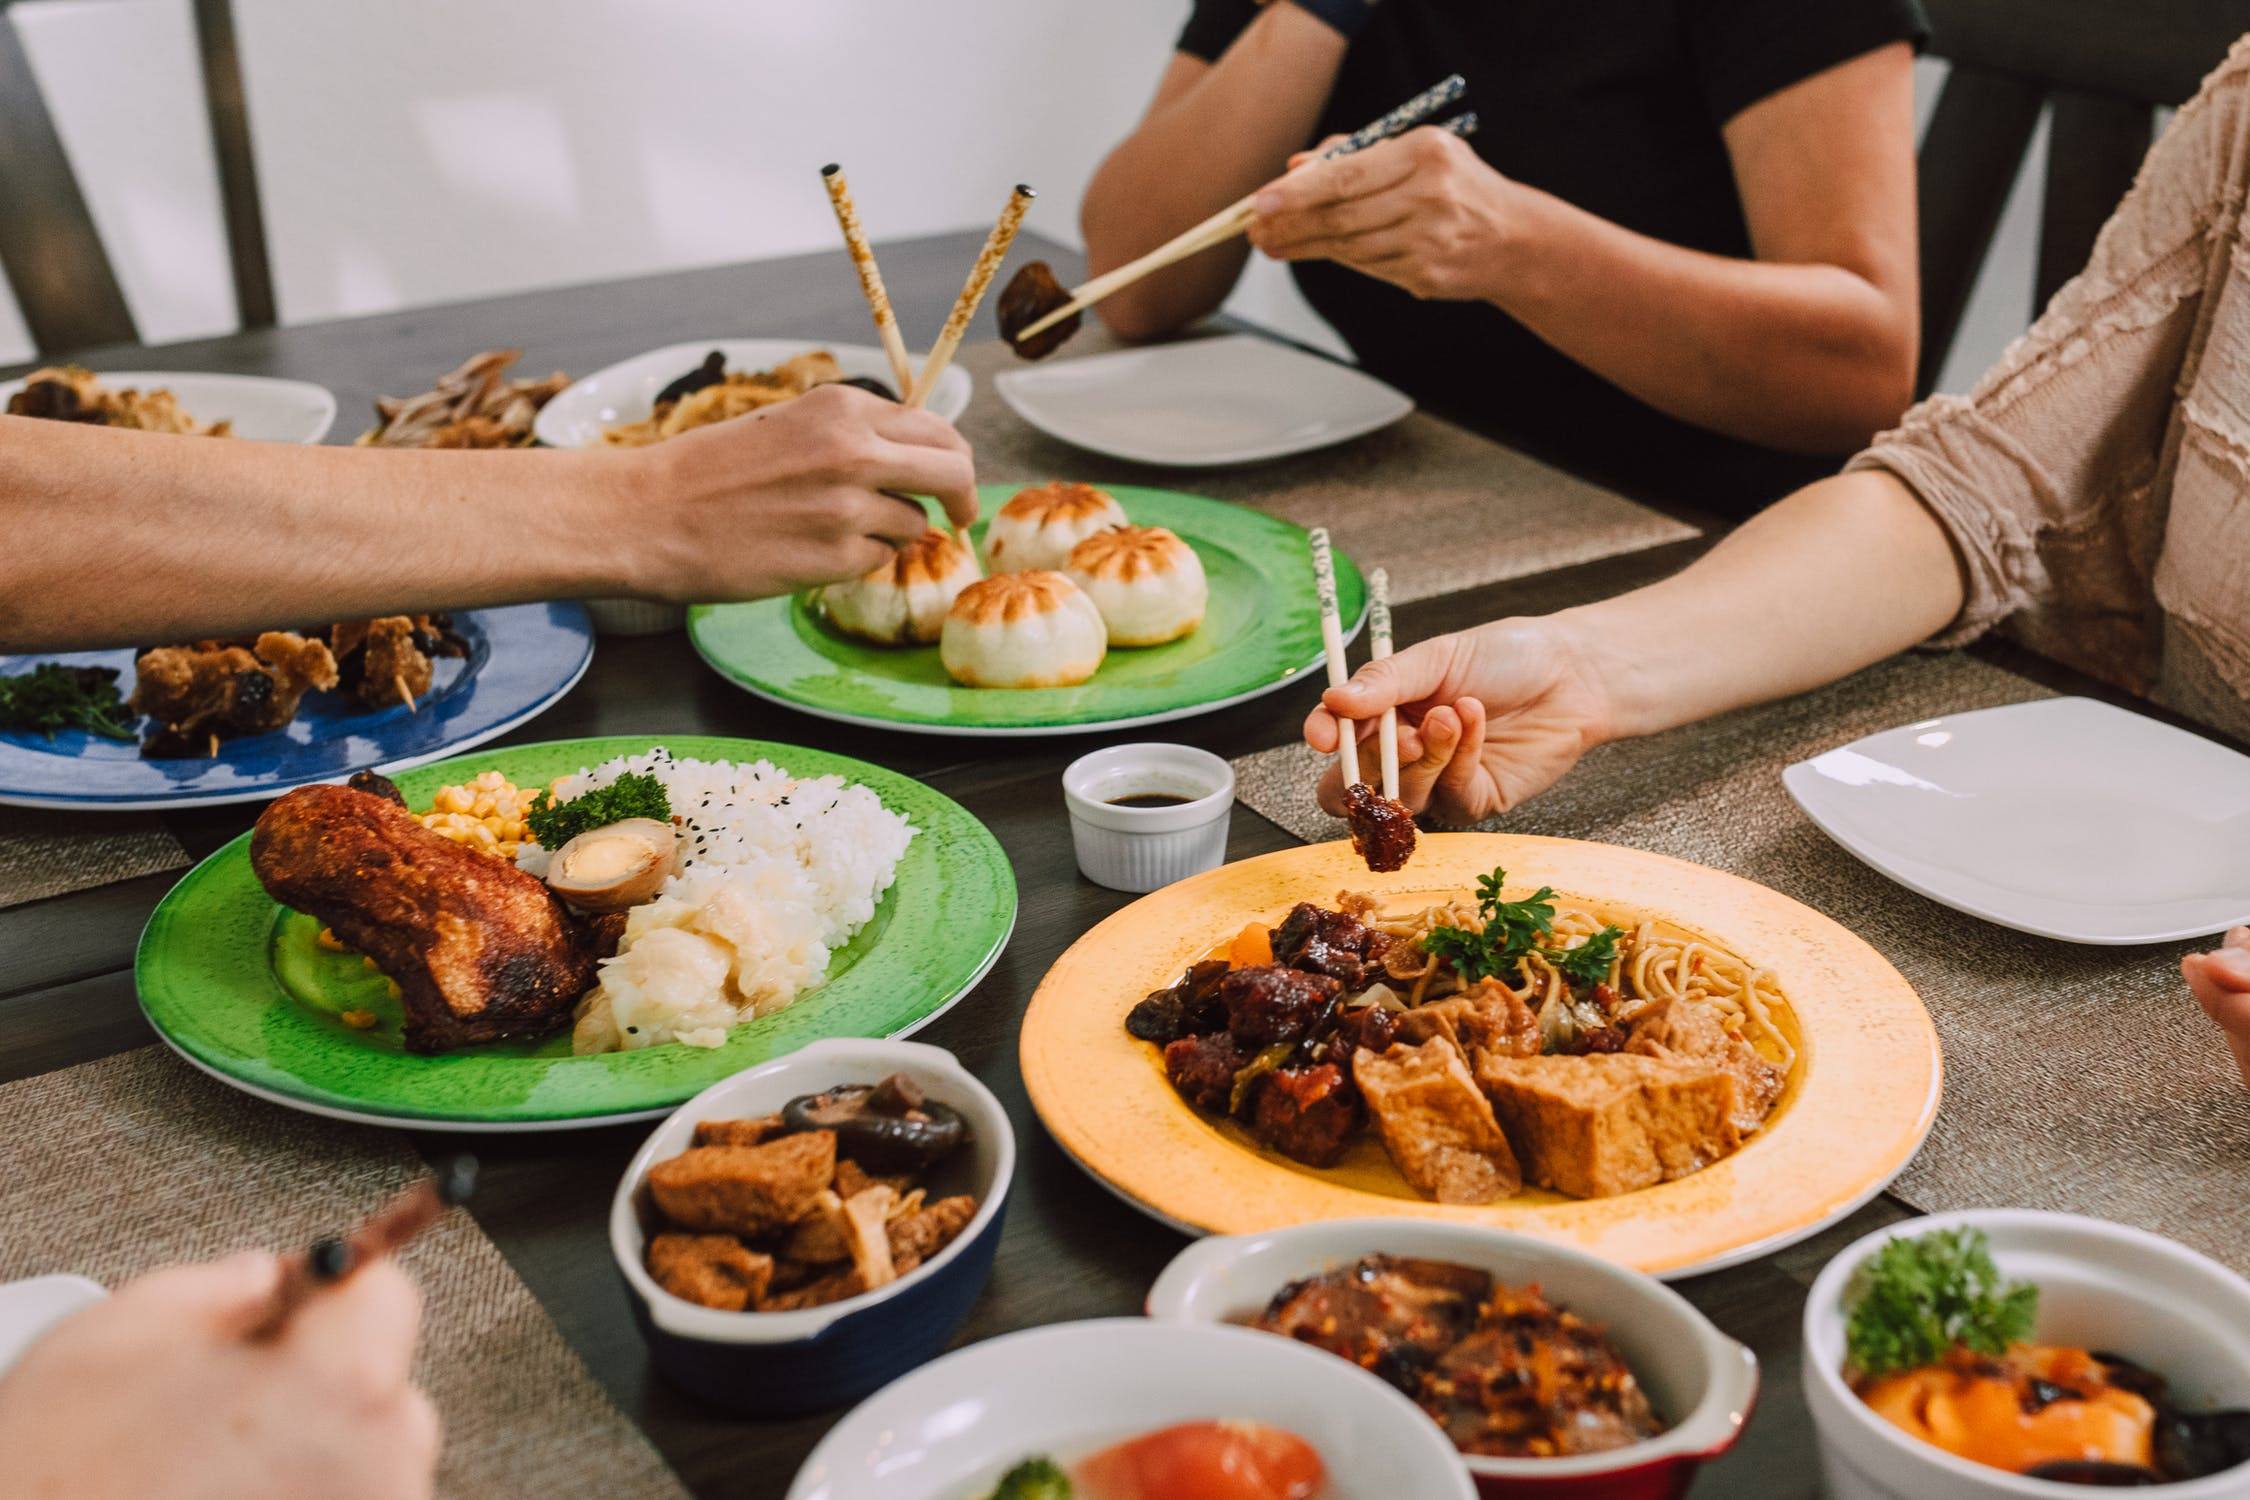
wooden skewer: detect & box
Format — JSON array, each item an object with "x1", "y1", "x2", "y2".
[
  {"x1": 1011, "y1": 86, "x2": 1477, "y2": 346},
  {"x1": 820, "y1": 164, "x2": 916, "y2": 399},
  {"x1": 249, "y1": 1157, "x2": 477, "y2": 1342},
  {"x1": 908, "y1": 184, "x2": 1035, "y2": 410},
  {"x1": 1369, "y1": 567, "x2": 1400, "y2": 802},
  {"x1": 1309, "y1": 527, "x2": 1361, "y2": 790},
  {"x1": 394, "y1": 672, "x2": 417, "y2": 713}
]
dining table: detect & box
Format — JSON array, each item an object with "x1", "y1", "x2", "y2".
[{"x1": 1, "y1": 225, "x2": 2237, "y2": 1499}]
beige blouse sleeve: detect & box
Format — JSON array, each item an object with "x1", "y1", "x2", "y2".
[{"x1": 1848, "y1": 40, "x2": 2250, "y2": 651}]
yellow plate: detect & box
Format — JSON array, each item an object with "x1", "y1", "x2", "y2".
[{"x1": 1021, "y1": 833, "x2": 1941, "y2": 1278}]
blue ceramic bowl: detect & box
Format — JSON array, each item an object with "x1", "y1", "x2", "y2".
[{"x1": 610, "y1": 1037, "x2": 1012, "y2": 1415}]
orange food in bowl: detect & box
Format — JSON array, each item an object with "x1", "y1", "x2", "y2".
[
  {"x1": 1857, "y1": 1345, "x2": 2155, "y2": 1475},
  {"x1": 1074, "y1": 1419, "x2": 1325, "y2": 1500}
]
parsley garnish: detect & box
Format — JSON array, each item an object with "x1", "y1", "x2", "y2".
[
  {"x1": 1843, "y1": 1227, "x2": 2038, "y2": 1381},
  {"x1": 525, "y1": 771, "x2": 672, "y2": 849},
  {"x1": 1421, "y1": 865, "x2": 1624, "y2": 989},
  {"x1": 0, "y1": 663, "x2": 136, "y2": 741}
]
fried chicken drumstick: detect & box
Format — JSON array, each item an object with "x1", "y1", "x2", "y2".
[{"x1": 251, "y1": 784, "x2": 594, "y2": 1053}]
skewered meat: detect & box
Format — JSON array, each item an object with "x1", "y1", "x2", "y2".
[
  {"x1": 1342, "y1": 781, "x2": 1417, "y2": 872},
  {"x1": 1249, "y1": 1061, "x2": 1360, "y2": 1166},
  {"x1": 1257, "y1": 1254, "x2": 1492, "y2": 1393},
  {"x1": 249, "y1": 783, "x2": 594, "y2": 1052},
  {"x1": 1221, "y1": 964, "x2": 1342, "y2": 1049},
  {"x1": 332, "y1": 614, "x2": 467, "y2": 709},
  {"x1": 132, "y1": 632, "x2": 339, "y2": 757},
  {"x1": 1270, "y1": 901, "x2": 1391, "y2": 989},
  {"x1": 996, "y1": 260, "x2": 1079, "y2": 359}
]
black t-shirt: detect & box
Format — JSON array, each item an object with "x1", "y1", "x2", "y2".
[{"x1": 1178, "y1": 0, "x2": 1928, "y2": 516}]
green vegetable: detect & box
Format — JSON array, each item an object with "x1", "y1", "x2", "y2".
[
  {"x1": 1547, "y1": 924, "x2": 1625, "y2": 989},
  {"x1": 0, "y1": 663, "x2": 136, "y2": 742},
  {"x1": 983, "y1": 1456, "x2": 1070, "y2": 1500},
  {"x1": 1420, "y1": 865, "x2": 1627, "y2": 992},
  {"x1": 1228, "y1": 1041, "x2": 1295, "y2": 1116},
  {"x1": 1843, "y1": 1227, "x2": 2038, "y2": 1381},
  {"x1": 524, "y1": 771, "x2": 672, "y2": 849}
]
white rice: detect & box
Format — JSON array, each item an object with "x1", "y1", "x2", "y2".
[{"x1": 517, "y1": 746, "x2": 913, "y2": 1053}]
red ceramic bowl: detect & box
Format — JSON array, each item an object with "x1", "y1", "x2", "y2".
[{"x1": 1147, "y1": 1218, "x2": 1757, "y2": 1498}]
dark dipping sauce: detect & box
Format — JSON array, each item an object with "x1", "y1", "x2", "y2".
[{"x1": 1107, "y1": 793, "x2": 1193, "y2": 809}]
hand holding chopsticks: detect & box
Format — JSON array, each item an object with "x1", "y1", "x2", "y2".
[
  {"x1": 250, "y1": 1155, "x2": 477, "y2": 1341},
  {"x1": 1310, "y1": 533, "x2": 1418, "y2": 873}
]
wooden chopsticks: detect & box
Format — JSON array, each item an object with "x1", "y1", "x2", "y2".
[
  {"x1": 1309, "y1": 527, "x2": 1365, "y2": 791},
  {"x1": 1010, "y1": 76, "x2": 1476, "y2": 348},
  {"x1": 1368, "y1": 567, "x2": 1400, "y2": 802},
  {"x1": 820, "y1": 164, "x2": 917, "y2": 399},
  {"x1": 907, "y1": 184, "x2": 1034, "y2": 410}
]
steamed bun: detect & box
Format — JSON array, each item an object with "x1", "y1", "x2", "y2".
[
  {"x1": 939, "y1": 571, "x2": 1107, "y2": 689},
  {"x1": 815, "y1": 528, "x2": 981, "y2": 645},
  {"x1": 983, "y1": 482, "x2": 1127, "y2": 573},
  {"x1": 1064, "y1": 525, "x2": 1208, "y2": 647}
]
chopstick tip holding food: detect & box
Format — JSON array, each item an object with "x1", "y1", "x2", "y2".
[{"x1": 1309, "y1": 534, "x2": 1416, "y2": 873}]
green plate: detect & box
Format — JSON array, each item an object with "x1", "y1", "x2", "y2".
[
  {"x1": 688, "y1": 485, "x2": 1367, "y2": 736},
  {"x1": 134, "y1": 736, "x2": 1016, "y2": 1131}
]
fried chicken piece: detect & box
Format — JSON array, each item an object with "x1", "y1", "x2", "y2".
[
  {"x1": 646, "y1": 1233, "x2": 773, "y2": 1312},
  {"x1": 643, "y1": 1132, "x2": 836, "y2": 1238},
  {"x1": 250, "y1": 783, "x2": 594, "y2": 1051},
  {"x1": 133, "y1": 632, "x2": 339, "y2": 756}
]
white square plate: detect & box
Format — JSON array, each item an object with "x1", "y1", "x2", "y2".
[
  {"x1": 1783, "y1": 697, "x2": 2250, "y2": 944},
  {"x1": 995, "y1": 332, "x2": 1413, "y2": 467},
  {"x1": 0, "y1": 371, "x2": 335, "y2": 443},
  {"x1": 533, "y1": 338, "x2": 969, "y2": 449}
]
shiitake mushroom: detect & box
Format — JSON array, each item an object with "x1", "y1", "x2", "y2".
[
  {"x1": 654, "y1": 350, "x2": 727, "y2": 407},
  {"x1": 779, "y1": 1072, "x2": 967, "y2": 1172}
]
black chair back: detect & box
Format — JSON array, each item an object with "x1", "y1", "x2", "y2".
[
  {"x1": 0, "y1": 0, "x2": 273, "y2": 355},
  {"x1": 1917, "y1": 0, "x2": 2250, "y2": 394}
]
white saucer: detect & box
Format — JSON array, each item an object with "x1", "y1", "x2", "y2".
[
  {"x1": 995, "y1": 332, "x2": 1412, "y2": 467},
  {"x1": 1783, "y1": 696, "x2": 2250, "y2": 944},
  {"x1": 533, "y1": 338, "x2": 970, "y2": 448},
  {"x1": 0, "y1": 370, "x2": 335, "y2": 443},
  {"x1": 0, "y1": 1274, "x2": 105, "y2": 1374}
]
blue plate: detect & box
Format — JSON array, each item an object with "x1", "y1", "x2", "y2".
[{"x1": 0, "y1": 604, "x2": 593, "y2": 810}]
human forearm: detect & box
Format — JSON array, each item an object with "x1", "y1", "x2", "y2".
[
  {"x1": 1081, "y1": 10, "x2": 1345, "y2": 338},
  {"x1": 1563, "y1": 469, "x2": 1963, "y2": 743}
]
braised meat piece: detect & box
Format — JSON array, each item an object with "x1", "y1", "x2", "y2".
[
  {"x1": 646, "y1": 1233, "x2": 774, "y2": 1312},
  {"x1": 644, "y1": 1132, "x2": 837, "y2": 1239},
  {"x1": 1314, "y1": 1001, "x2": 1402, "y2": 1068},
  {"x1": 1125, "y1": 959, "x2": 1231, "y2": 1044},
  {"x1": 249, "y1": 783, "x2": 594, "y2": 1052},
  {"x1": 1163, "y1": 1031, "x2": 1255, "y2": 1113},
  {"x1": 1249, "y1": 1062, "x2": 1361, "y2": 1167},
  {"x1": 1257, "y1": 1255, "x2": 1492, "y2": 1393},
  {"x1": 133, "y1": 631, "x2": 339, "y2": 756},
  {"x1": 1270, "y1": 902, "x2": 1392, "y2": 990},
  {"x1": 1425, "y1": 1284, "x2": 1662, "y2": 1457},
  {"x1": 1221, "y1": 964, "x2": 1342, "y2": 1049},
  {"x1": 996, "y1": 259, "x2": 1080, "y2": 360},
  {"x1": 1342, "y1": 781, "x2": 1418, "y2": 873}
]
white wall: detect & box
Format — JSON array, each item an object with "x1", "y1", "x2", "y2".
[{"x1": 0, "y1": 4, "x2": 2090, "y2": 398}]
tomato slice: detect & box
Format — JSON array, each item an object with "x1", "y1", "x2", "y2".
[{"x1": 1073, "y1": 1420, "x2": 1326, "y2": 1500}]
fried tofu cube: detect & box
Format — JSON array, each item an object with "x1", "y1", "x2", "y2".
[
  {"x1": 1627, "y1": 998, "x2": 1785, "y2": 1134},
  {"x1": 645, "y1": 1131, "x2": 836, "y2": 1238},
  {"x1": 692, "y1": 1114, "x2": 786, "y2": 1149},
  {"x1": 1477, "y1": 1053, "x2": 1740, "y2": 1199},
  {"x1": 888, "y1": 1193, "x2": 978, "y2": 1274},
  {"x1": 1354, "y1": 1040, "x2": 1521, "y2": 1204},
  {"x1": 646, "y1": 1232, "x2": 774, "y2": 1312},
  {"x1": 1394, "y1": 979, "x2": 1540, "y2": 1064}
]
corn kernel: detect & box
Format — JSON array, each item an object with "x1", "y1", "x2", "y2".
[
  {"x1": 315, "y1": 926, "x2": 347, "y2": 952},
  {"x1": 339, "y1": 1009, "x2": 378, "y2": 1030}
]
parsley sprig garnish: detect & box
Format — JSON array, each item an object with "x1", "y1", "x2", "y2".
[
  {"x1": 1843, "y1": 1227, "x2": 2038, "y2": 1381},
  {"x1": 525, "y1": 771, "x2": 672, "y2": 849},
  {"x1": 1419, "y1": 865, "x2": 1625, "y2": 988},
  {"x1": 0, "y1": 663, "x2": 136, "y2": 742}
]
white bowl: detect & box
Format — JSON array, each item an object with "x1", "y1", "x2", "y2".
[
  {"x1": 785, "y1": 1317, "x2": 1477, "y2": 1500},
  {"x1": 534, "y1": 338, "x2": 971, "y2": 448},
  {"x1": 0, "y1": 369, "x2": 335, "y2": 443},
  {"x1": 1062, "y1": 742, "x2": 1234, "y2": 893},
  {"x1": 1148, "y1": 1218, "x2": 1757, "y2": 1495},
  {"x1": 1804, "y1": 1209, "x2": 2250, "y2": 1499},
  {"x1": 0, "y1": 1274, "x2": 106, "y2": 1375},
  {"x1": 610, "y1": 1037, "x2": 1013, "y2": 1413}
]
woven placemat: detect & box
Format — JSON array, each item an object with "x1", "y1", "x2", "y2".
[
  {"x1": 0, "y1": 809, "x2": 187, "y2": 909},
  {"x1": 0, "y1": 1048, "x2": 688, "y2": 1499},
  {"x1": 1231, "y1": 652, "x2": 2250, "y2": 1273},
  {"x1": 954, "y1": 335, "x2": 1697, "y2": 604}
]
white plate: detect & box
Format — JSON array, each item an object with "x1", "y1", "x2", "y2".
[
  {"x1": 786, "y1": 1319, "x2": 1474, "y2": 1500},
  {"x1": 1783, "y1": 696, "x2": 2250, "y2": 944},
  {"x1": 0, "y1": 370, "x2": 335, "y2": 443},
  {"x1": 533, "y1": 338, "x2": 971, "y2": 448},
  {"x1": 995, "y1": 332, "x2": 1413, "y2": 467},
  {"x1": 0, "y1": 1274, "x2": 105, "y2": 1375}
]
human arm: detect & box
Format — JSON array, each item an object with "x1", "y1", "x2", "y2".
[
  {"x1": 1078, "y1": 4, "x2": 1347, "y2": 340},
  {"x1": 0, "y1": 1253, "x2": 436, "y2": 1500},
  {"x1": 0, "y1": 383, "x2": 976, "y2": 651},
  {"x1": 1304, "y1": 467, "x2": 1964, "y2": 820},
  {"x1": 1248, "y1": 43, "x2": 1922, "y2": 452}
]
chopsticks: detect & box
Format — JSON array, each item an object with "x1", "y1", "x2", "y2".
[
  {"x1": 1010, "y1": 76, "x2": 1476, "y2": 348},
  {"x1": 906, "y1": 183, "x2": 1035, "y2": 410},
  {"x1": 820, "y1": 164, "x2": 917, "y2": 399},
  {"x1": 248, "y1": 1155, "x2": 477, "y2": 1342},
  {"x1": 1309, "y1": 527, "x2": 1362, "y2": 792},
  {"x1": 1368, "y1": 567, "x2": 1400, "y2": 802}
]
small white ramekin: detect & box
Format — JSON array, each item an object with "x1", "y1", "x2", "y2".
[
  {"x1": 1062, "y1": 743, "x2": 1234, "y2": 893},
  {"x1": 584, "y1": 598, "x2": 687, "y2": 636}
]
